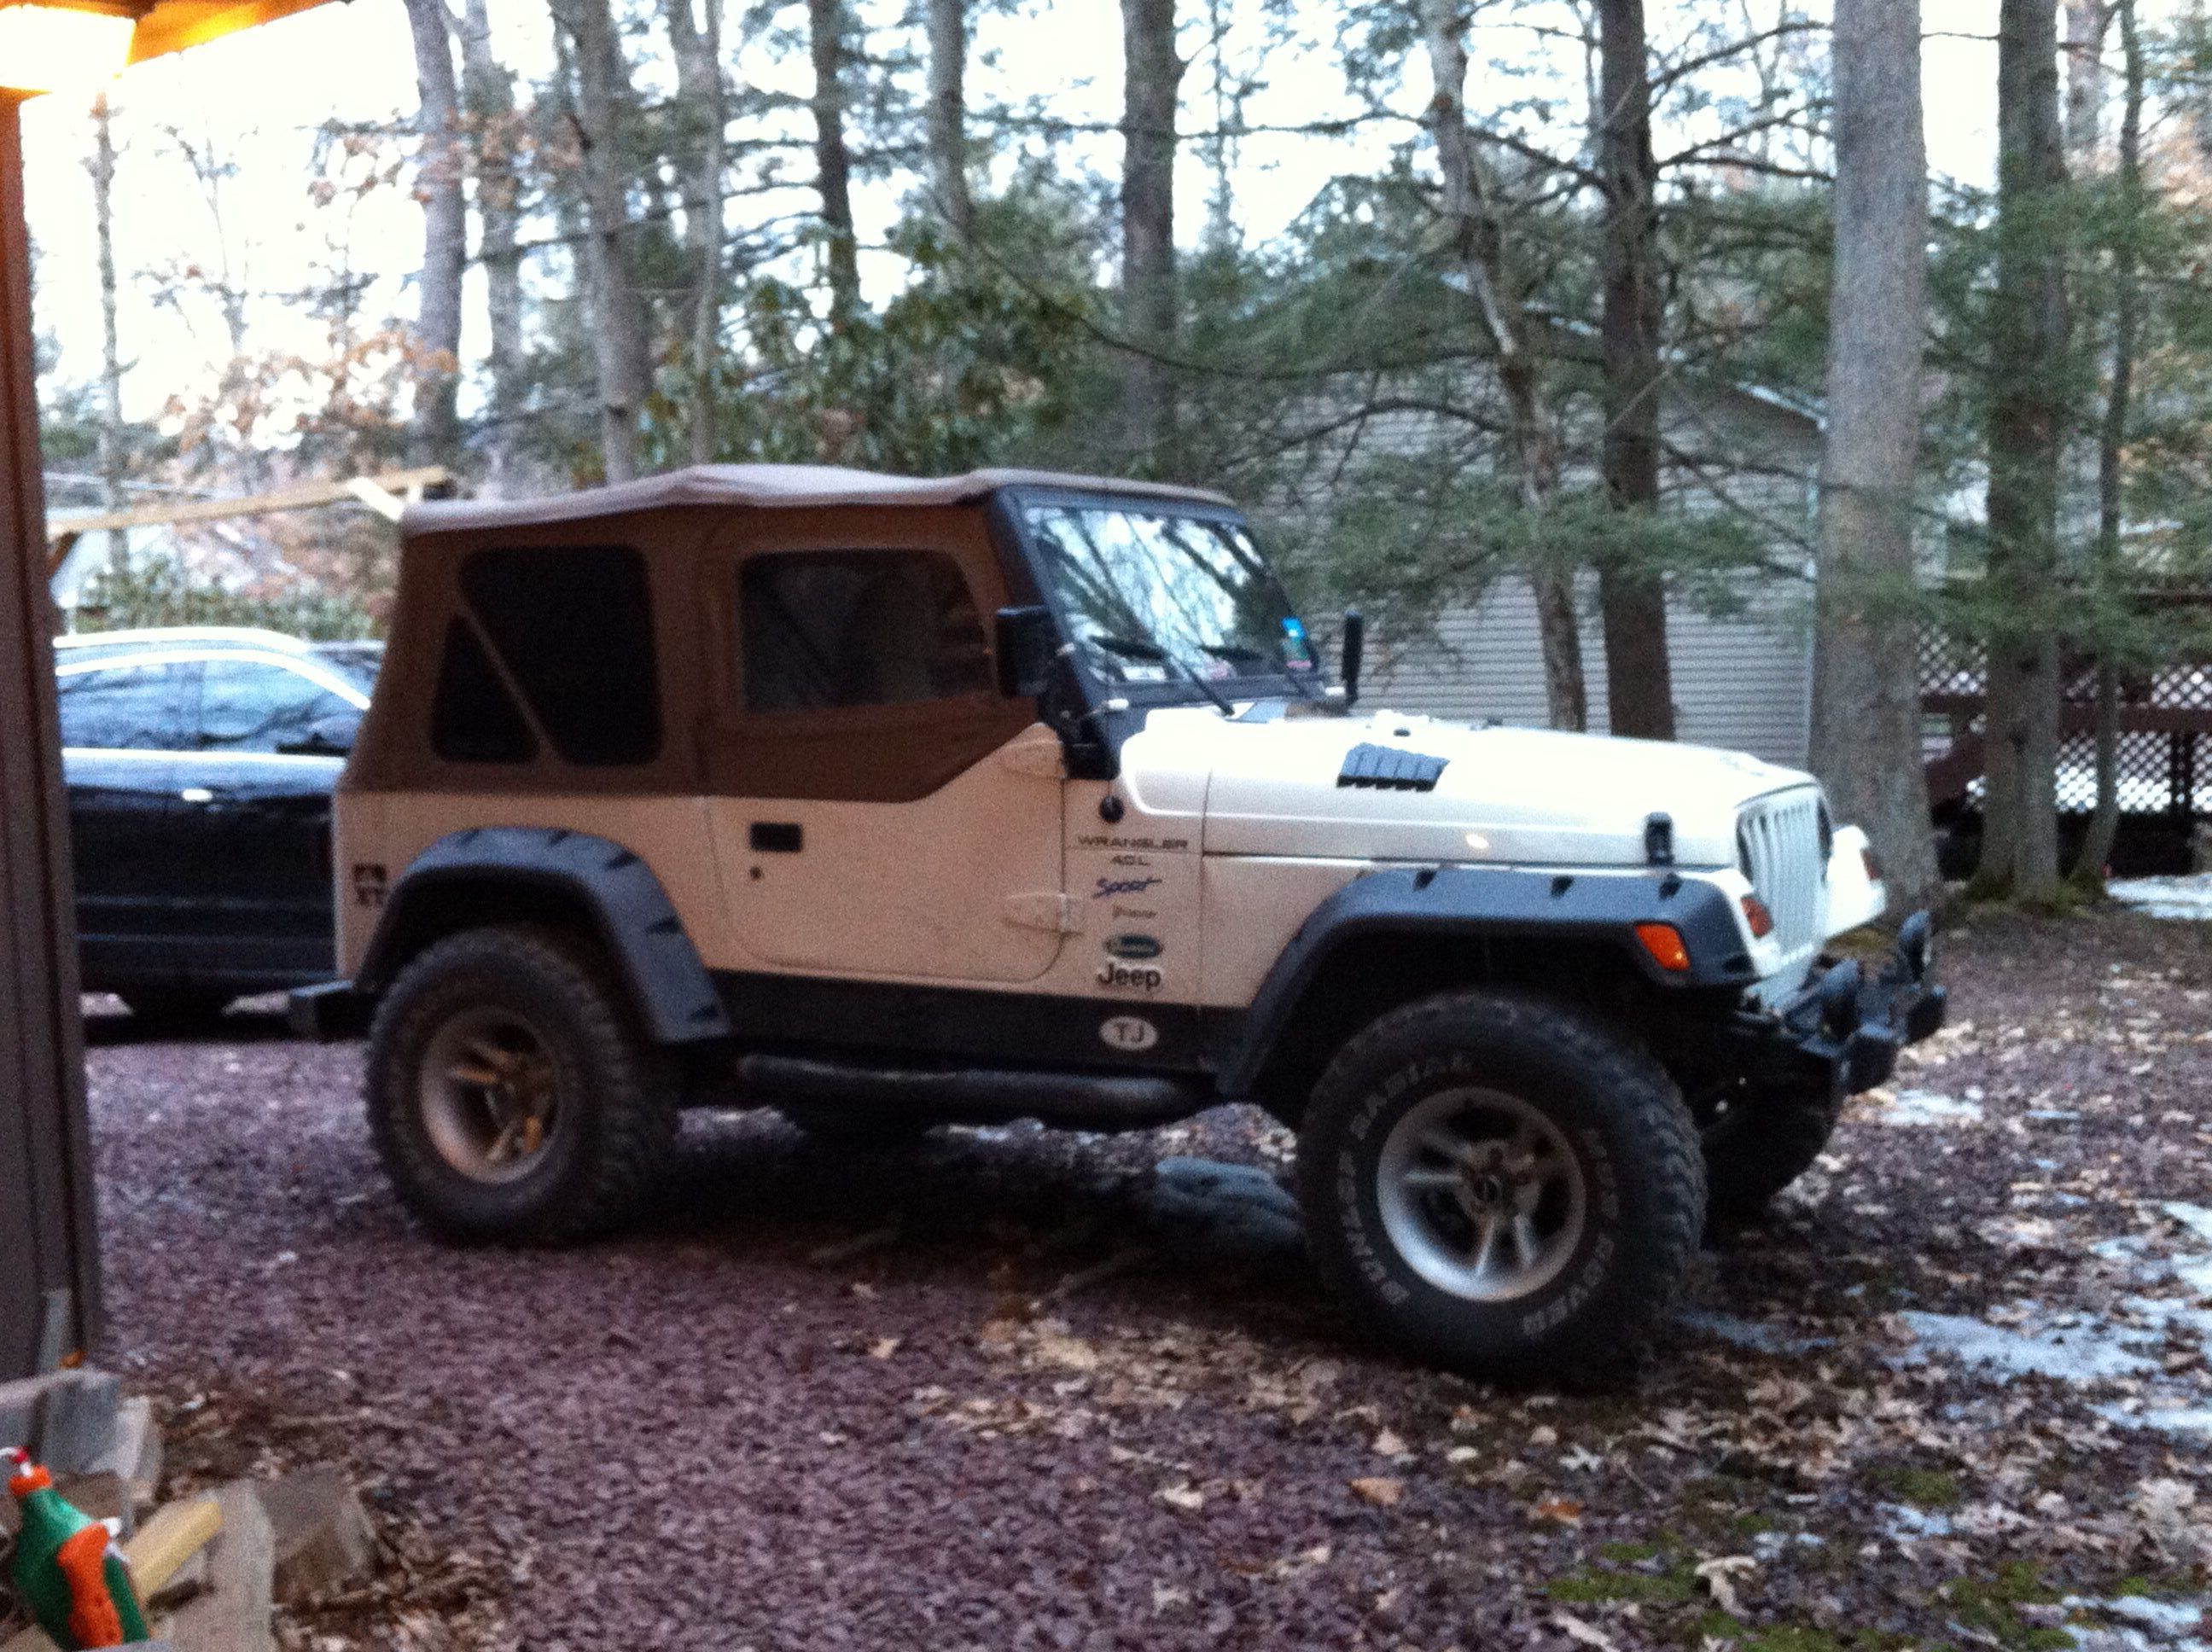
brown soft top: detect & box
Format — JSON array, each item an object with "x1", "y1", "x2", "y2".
[{"x1": 399, "y1": 463, "x2": 1237, "y2": 536}]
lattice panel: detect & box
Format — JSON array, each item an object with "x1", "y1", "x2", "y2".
[
  {"x1": 2052, "y1": 730, "x2": 2208, "y2": 815},
  {"x1": 1918, "y1": 625, "x2": 1982, "y2": 698}
]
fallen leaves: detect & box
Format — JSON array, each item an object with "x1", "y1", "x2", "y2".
[
  {"x1": 1693, "y1": 1556, "x2": 1756, "y2": 1615},
  {"x1": 1531, "y1": 1492, "x2": 1583, "y2": 1526},
  {"x1": 1551, "y1": 1610, "x2": 1622, "y2": 1652},
  {"x1": 1348, "y1": 1476, "x2": 1404, "y2": 1508}
]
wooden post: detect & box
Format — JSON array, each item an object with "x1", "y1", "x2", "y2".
[{"x1": 0, "y1": 92, "x2": 102, "y2": 1380}]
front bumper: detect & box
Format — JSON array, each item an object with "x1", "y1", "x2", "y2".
[{"x1": 1772, "y1": 910, "x2": 1947, "y2": 1096}]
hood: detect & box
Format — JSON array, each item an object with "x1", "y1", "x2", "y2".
[{"x1": 1121, "y1": 707, "x2": 1814, "y2": 866}]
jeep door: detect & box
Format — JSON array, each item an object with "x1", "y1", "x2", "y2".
[{"x1": 703, "y1": 508, "x2": 1066, "y2": 985}]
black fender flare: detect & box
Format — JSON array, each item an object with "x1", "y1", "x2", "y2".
[
  {"x1": 358, "y1": 827, "x2": 731, "y2": 1045},
  {"x1": 1215, "y1": 864, "x2": 1755, "y2": 1097}
]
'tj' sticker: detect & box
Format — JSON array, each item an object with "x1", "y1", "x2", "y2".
[{"x1": 1099, "y1": 1015, "x2": 1159, "y2": 1052}]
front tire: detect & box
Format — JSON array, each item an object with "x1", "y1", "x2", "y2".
[
  {"x1": 1296, "y1": 989, "x2": 1704, "y2": 1377},
  {"x1": 365, "y1": 924, "x2": 673, "y2": 1243},
  {"x1": 1700, "y1": 1077, "x2": 1841, "y2": 1224}
]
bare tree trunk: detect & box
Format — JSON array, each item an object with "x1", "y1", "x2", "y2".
[
  {"x1": 2077, "y1": 0, "x2": 2141, "y2": 886},
  {"x1": 553, "y1": 0, "x2": 648, "y2": 481},
  {"x1": 2064, "y1": 0, "x2": 2110, "y2": 159},
  {"x1": 667, "y1": 0, "x2": 725, "y2": 463},
  {"x1": 1422, "y1": 0, "x2": 1585, "y2": 730},
  {"x1": 926, "y1": 0, "x2": 973, "y2": 237},
  {"x1": 1808, "y1": 0, "x2": 1940, "y2": 916},
  {"x1": 1594, "y1": 0, "x2": 1673, "y2": 741},
  {"x1": 461, "y1": 0, "x2": 525, "y2": 492},
  {"x1": 1976, "y1": 0, "x2": 2069, "y2": 903},
  {"x1": 809, "y1": 0, "x2": 861, "y2": 333},
  {"x1": 88, "y1": 92, "x2": 127, "y2": 577},
  {"x1": 1120, "y1": 0, "x2": 1182, "y2": 465},
  {"x1": 402, "y1": 0, "x2": 467, "y2": 469}
]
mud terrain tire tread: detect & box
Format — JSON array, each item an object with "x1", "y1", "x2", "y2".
[
  {"x1": 1297, "y1": 988, "x2": 1705, "y2": 1378},
  {"x1": 366, "y1": 923, "x2": 673, "y2": 1244}
]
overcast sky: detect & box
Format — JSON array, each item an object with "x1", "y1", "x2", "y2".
[{"x1": 19, "y1": 0, "x2": 2017, "y2": 444}]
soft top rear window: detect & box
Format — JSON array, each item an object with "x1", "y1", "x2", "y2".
[{"x1": 457, "y1": 544, "x2": 661, "y2": 766}]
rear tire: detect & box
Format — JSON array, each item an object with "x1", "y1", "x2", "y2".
[
  {"x1": 1296, "y1": 989, "x2": 1705, "y2": 1378},
  {"x1": 365, "y1": 924, "x2": 673, "y2": 1243},
  {"x1": 1700, "y1": 1078, "x2": 1841, "y2": 1224}
]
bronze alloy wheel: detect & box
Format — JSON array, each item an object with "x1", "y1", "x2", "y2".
[{"x1": 417, "y1": 1004, "x2": 564, "y2": 1184}]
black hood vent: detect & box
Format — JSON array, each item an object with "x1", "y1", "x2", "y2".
[{"x1": 1338, "y1": 742, "x2": 1448, "y2": 792}]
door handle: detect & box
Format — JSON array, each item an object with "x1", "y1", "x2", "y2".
[{"x1": 748, "y1": 822, "x2": 802, "y2": 853}]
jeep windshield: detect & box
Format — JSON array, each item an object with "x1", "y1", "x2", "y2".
[{"x1": 1022, "y1": 502, "x2": 1318, "y2": 699}]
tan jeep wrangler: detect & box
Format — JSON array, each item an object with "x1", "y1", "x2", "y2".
[{"x1": 295, "y1": 462, "x2": 1943, "y2": 1376}]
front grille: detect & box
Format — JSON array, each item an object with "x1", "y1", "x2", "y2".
[{"x1": 1738, "y1": 790, "x2": 1825, "y2": 957}]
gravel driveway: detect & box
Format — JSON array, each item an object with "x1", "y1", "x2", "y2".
[{"x1": 82, "y1": 912, "x2": 2212, "y2": 1651}]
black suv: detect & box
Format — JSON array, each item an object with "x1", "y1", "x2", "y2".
[{"x1": 56, "y1": 626, "x2": 378, "y2": 1025}]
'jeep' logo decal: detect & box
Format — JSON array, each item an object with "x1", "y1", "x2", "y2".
[{"x1": 1103, "y1": 933, "x2": 1162, "y2": 960}]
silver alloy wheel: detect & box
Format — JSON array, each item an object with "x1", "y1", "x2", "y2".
[
  {"x1": 1375, "y1": 1086, "x2": 1587, "y2": 1301},
  {"x1": 418, "y1": 1006, "x2": 562, "y2": 1184}
]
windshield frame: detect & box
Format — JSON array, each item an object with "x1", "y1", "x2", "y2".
[{"x1": 1000, "y1": 485, "x2": 1319, "y2": 712}]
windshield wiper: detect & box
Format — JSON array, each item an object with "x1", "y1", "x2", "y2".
[
  {"x1": 1202, "y1": 641, "x2": 1323, "y2": 702},
  {"x1": 1087, "y1": 632, "x2": 1235, "y2": 717}
]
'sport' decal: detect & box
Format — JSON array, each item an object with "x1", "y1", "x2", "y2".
[{"x1": 1099, "y1": 1015, "x2": 1159, "y2": 1052}]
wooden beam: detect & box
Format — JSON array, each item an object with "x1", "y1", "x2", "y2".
[
  {"x1": 125, "y1": 0, "x2": 335, "y2": 67},
  {"x1": 0, "y1": 92, "x2": 102, "y2": 1382},
  {"x1": 44, "y1": 464, "x2": 448, "y2": 577}
]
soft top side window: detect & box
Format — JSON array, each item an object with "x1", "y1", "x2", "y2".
[
  {"x1": 740, "y1": 549, "x2": 992, "y2": 714},
  {"x1": 452, "y1": 543, "x2": 661, "y2": 766}
]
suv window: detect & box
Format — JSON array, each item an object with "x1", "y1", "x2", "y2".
[
  {"x1": 200, "y1": 658, "x2": 358, "y2": 753},
  {"x1": 458, "y1": 544, "x2": 661, "y2": 765},
  {"x1": 56, "y1": 660, "x2": 198, "y2": 751},
  {"x1": 741, "y1": 550, "x2": 991, "y2": 713}
]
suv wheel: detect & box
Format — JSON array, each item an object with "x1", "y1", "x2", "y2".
[
  {"x1": 1296, "y1": 989, "x2": 1705, "y2": 1377},
  {"x1": 365, "y1": 924, "x2": 674, "y2": 1242},
  {"x1": 1700, "y1": 1078, "x2": 1841, "y2": 1224}
]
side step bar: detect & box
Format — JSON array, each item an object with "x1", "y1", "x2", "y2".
[{"x1": 733, "y1": 1053, "x2": 1212, "y2": 1132}]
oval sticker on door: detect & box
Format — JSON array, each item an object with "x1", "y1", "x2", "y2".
[
  {"x1": 1103, "y1": 933, "x2": 1163, "y2": 960},
  {"x1": 1099, "y1": 1015, "x2": 1159, "y2": 1052}
]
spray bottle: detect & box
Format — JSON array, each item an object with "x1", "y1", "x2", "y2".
[{"x1": 3, "y1": 1446, "x2": 149, "y2": 1649}]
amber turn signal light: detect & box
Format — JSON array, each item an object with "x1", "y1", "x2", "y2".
[
  {"x1": 1862, "y1": 845, "x2": 1882, "y2": 882},
  {"x1": 1633, "y1": 922, "x2": 1691, "y2": 972},
  {"x1": 1740, "y1": 894, "x2": 1775, "y2": 939}
]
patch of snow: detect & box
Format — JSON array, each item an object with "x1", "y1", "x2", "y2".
[
  {"x1": 2027, "y1": 1109, "x2": 2084, "y2": 1122},
  {"x1": 1750, "y1": 1530, "x2": 1825, "y2": 1562},
  {"x1": 1676, "y1": 1308, "x2": 1833, "y2": 1356},
  {"x1": 1872, "y1": 1089, "x2": 1986, "y2": 1126},
  {"x1": 2107, "y1": 873, "x2": 2212, "y2": 920},
  {"x1": 2098, "y1": 1404, "x2": 2212, "y2": 1439},
  {"x1": 2163, "y1": 1203, "x2": 2212, "y2": 1247},
  {"x1": 1879, "y1": 1503, "x2": 1954, "y2": 1540},
  {"x1": 1894, "y1": 1309, "x2": 2159, "y2": 1383}
]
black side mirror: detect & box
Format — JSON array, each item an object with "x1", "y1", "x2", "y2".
[
  {"x1": 994, "y1": 606, "x2": 1057, "y2": 699},
  {"x1": 1340, "y1": 608, "x2": 1365, "y2": 708}
]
